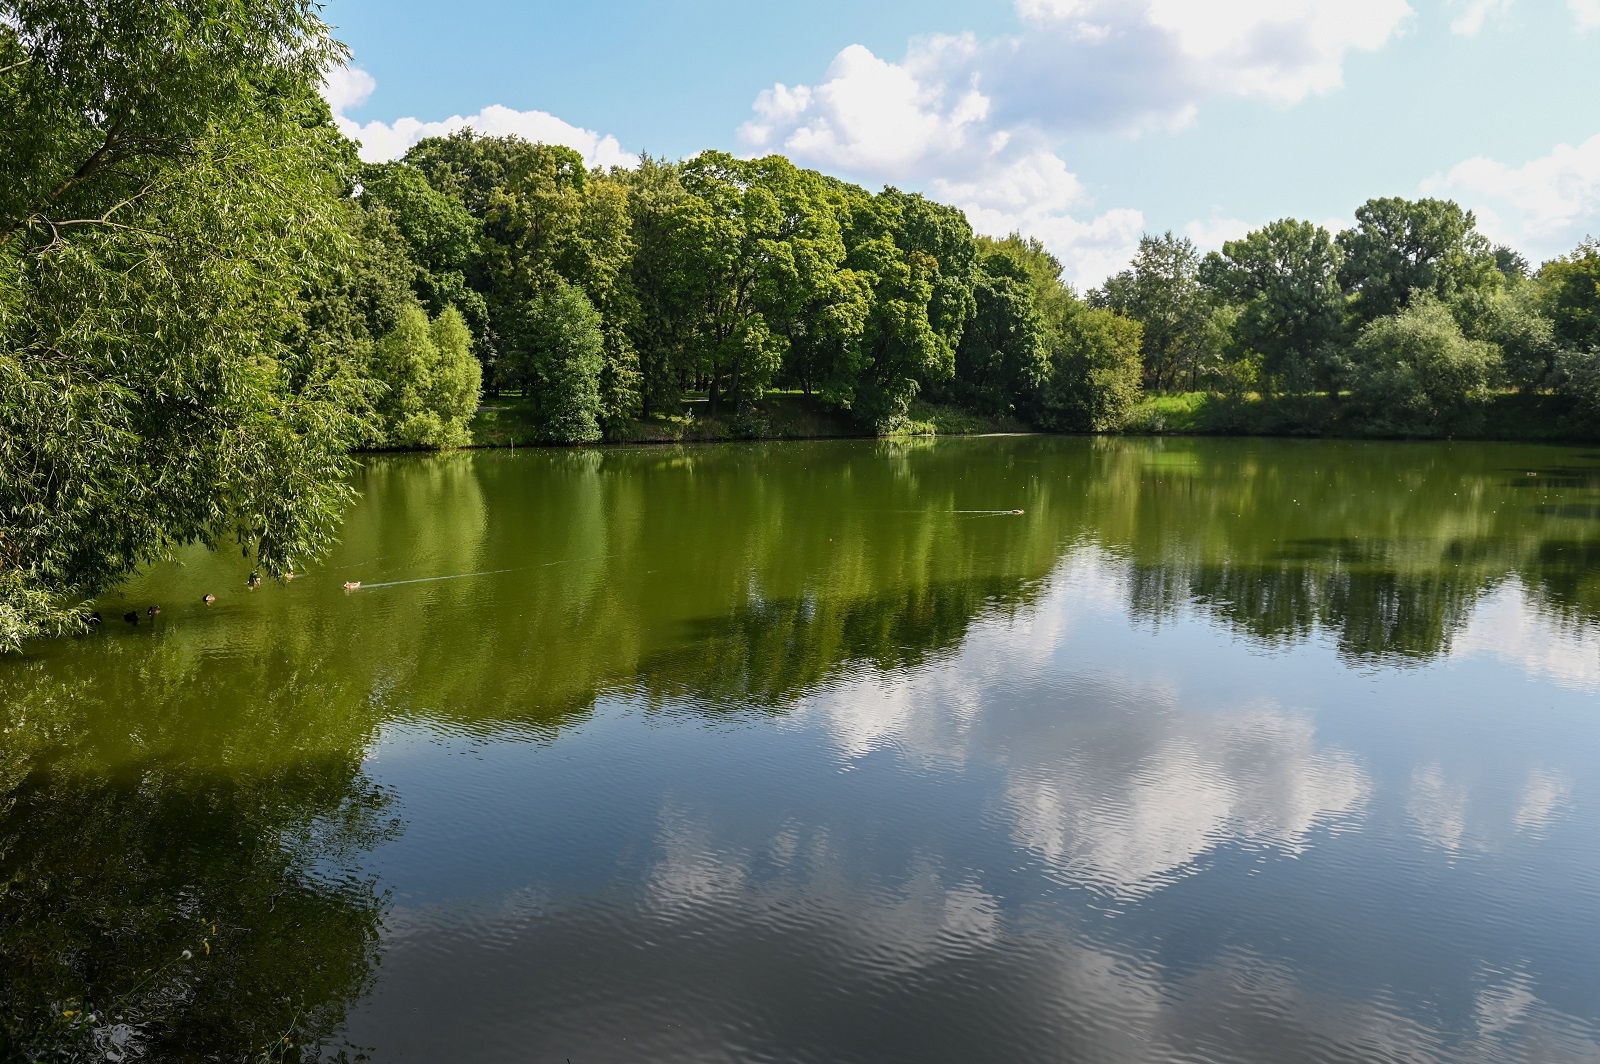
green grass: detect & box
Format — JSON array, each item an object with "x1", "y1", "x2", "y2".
[
  {"x1": 895, "y1": 401, "x2": 1031, "y2": 437},
  {"x1": 475, "y1": 389, "x2": 1595, "y2": 449},
  {"x1": 1125, "y1": 390, "x2": 1593, "y2": 442}
]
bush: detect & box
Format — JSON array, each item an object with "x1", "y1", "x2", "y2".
[
  {"x1": 1555, "y1": 347, "x2": 1600, "y2": 433},
  {"x1": 1037, "y1": 307, "x2": 1144, "y2": 431},
  {"x1": 1479, "y1": 286, "x2": 1557, "y2": 393},
  {"x1": 369, "y1": 301, "x2": 482, "y2": 449},
  {"x1": 1349, "y1": 295, "x2": 1499, "y2": 432}
]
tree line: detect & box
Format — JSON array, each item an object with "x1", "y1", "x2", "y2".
[
  {"x1": 1096, "y1": 211, "x2": 1600, "y2": 433},
  {"x1": 3, "y1": 1, "x2": 1600, "y2": 648},
  {"x1": 347, "y1": 137, "x2": 1144, "y2": 444}
]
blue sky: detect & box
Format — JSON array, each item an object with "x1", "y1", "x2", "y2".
[{"x1": 322, "y1": 0, "x2": 1600, "y2": 287}]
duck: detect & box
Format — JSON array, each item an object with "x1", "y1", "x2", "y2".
[
  {"x1": 342, "y1": 581, "x2": 361, "y2": 592},
  {"x1": 246, "y1": 572, "x2": 262, "y2": 590},
  {"x1": 123, "y1": 610, "x2": 139, "y2": 625},
  {"x1": 146, "y1": 605, "x2": 161, "y2": 617},
  {"x1": 88, "y1": 611, "x2": 103, "y2": 627},
  {"x1": 202, "y1": 593, "x2": 216, "y2": 605},
  {"x1": 1011, "y1": 508, "x2": 1025, "y2": 515}
]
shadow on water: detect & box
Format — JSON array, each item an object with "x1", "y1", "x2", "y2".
[{"x1": 0, "y1": 638, "x2": 396, "y2": 1062}]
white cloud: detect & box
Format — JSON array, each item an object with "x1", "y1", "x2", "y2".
[
  {"x1": 1572, "y1": 0, "x2": 1600, "y2": 28},
  {"x1": 737, "y1": 44, "x2": 1142, "y2": 288},
  {"x1": 1424, "y1": 131, "x2": 1600, "y2": 263},
  {"x1": 1183, "y1": 215, "x2": 1254, "y2": 251},
  {"x1": 1449, "y1": 0, "x2": 1514, "y2": 35},
  {"x1": 1006, "y1": 0, "x2": 1413, "y2": 112},
  {"x1": 931, "y1": 151, "x2": 1146, "y2": 288},
  {"x1": 738, "y1": 1, "x2": 1412, "y2": 288},
  {"x1": 320, "y1": 64, "x2": 636, "y2": 169},
  {"x1": 740, "y1": 41, "x2": 993, "y2": 181},
  {"x1": 321, "y1": 64, "x2": 376, "y2": 113}
]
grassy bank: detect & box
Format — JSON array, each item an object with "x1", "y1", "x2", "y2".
[
  {"x1": 469, "y1": 391, "x2": 1030, "y2": 447},
  {"x1": 1126, "y1": 391, "x2": 1596, "y2": 443},
  {"x1": 468, "y1": 389, "x2": 1595, "y2": 450}
]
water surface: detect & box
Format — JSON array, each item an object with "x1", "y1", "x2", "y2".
[{"x1": 5, "y1": 436, "x2": 1600, "y2": 1062}]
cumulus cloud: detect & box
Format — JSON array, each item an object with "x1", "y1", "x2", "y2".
[
  {"x1": 741, "y1": 41, "x2": 992, "y2": 179},
  {"x1": 1002, "y1": 0, "x2": 1413, "y2": 117},
  {"x1": 738, "y1": 1, "x2": 1412, "y2": 287},
  {"x1": 932, "y1": 152, "x2": 1146, "y2": 288},
  {"x1": 738, "y1": 43, "x2": 1142, "y2": 287},
  {"x1": 1575, "y1": 0, "x2": 1600, "y2": 29},
  {"x1": 1424, "y1": 131, "x2": 1600, "y2": 262},
  {"x1": 321, "y1": 64, "x2": 377, "y2": 114},
  {"x1": 1183, "y1": 215, "x2": 1255, "y2": 251},
  {"x1": 319, "y1": 64, "x2": 636, "y2": 169}
]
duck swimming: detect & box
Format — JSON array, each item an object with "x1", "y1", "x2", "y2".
[
  {"x1": 202, "y1": 594, "x2": 216, "y2": 605},
  {"x1": 343, "y1": 581, "x2": 361, "y2": 591},
  {"x1": 123, "y1": 610, "x2": 138, "y2": 625},
  {"x1": 247, "y1": 572, "x2": 262, "y2": 590},
  {"x1": 147, "y1": 605, "x2": 161, "y2": 617}
]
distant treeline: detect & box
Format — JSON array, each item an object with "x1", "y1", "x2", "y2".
[{"x1": 3, "y1": 1, "x2": 1600, "y2": 646}]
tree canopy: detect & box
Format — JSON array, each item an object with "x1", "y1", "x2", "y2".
[{"x1": 1, "y1": 1, "x2": 369, "y2": 648}]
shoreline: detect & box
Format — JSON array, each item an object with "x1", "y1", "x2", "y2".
[{"x1": 350, "y1": 389, "x2": 1600, "y2": 456}]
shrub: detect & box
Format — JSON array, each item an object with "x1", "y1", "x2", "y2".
[
  {"x1": 1037, "y1": 307, "x2": 1144, "y2": 431},
  {"x1": 1555, "y1": 347, "x2": 1600, "y2": 433},
  {"x1": 369, "y1": 301, "x2": 482, "y2": 449},
  {"x1": 1349, "y1": 295, "x2": 1499, "y2": 432}
]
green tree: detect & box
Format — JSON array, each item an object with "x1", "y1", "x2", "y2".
[
  {"x1": 1201, "y1": 219, "x2": 1345, "y2": 394},
  {"x1": 0, "y1": 2, "x2": 367, "y2": 649},
  {"x1": 671, "y1": 152, "x2": 852, "y2": 414},
  {"x1": 978, "y1": 233, "x2": 1081, "y2": 329},
  {"x1": 1093, "y1": 232, "x2": 1210, "y2": 391},
  {"x1": 428, "y1": 305, "x2": 483, "y2": 442},
  {"x1": 846, "y1": 220, "x2": 942, "y2": 430},
  {"x1": 358, "y1": 160, "x2": 488, "y2": 342},
  {"x1": 1556, "y1": 348, "x2": 1600, "y2": 432},
  {"x1": 1038, "y1": 307, "x2": 1145, "y2": 431},
  {"x1": 623, "y1": 156, "x2": 702, "y2": 416},
  {"x1": 1538, "y1": 238, "x2": 1600, "y2": 352},
  {"x1": 574, "y1": 173, "x2": 642, "y2": 431},
  {"x1": 881, "y1": 188, "x2": 978, "y2": 384},
  {"x1": 835, "y1": 188, "x2": 978, "y2": 430},
  {"x1": 954, "y1": 253, "x2": 1049, "y2": 415},
  {"x1": 1336, "y1": 197, "x2": 1502, "y2": 325},
  {"x1": 1348, "y1": 295, "x2": 1499, "y2": 429},
  {"x1": 369, "y1": 302, "x2": 482, "y2": 449},
  {"x1": 501, "y1": 278, "x2": 605, "y2": 443},
  {"x1": 1479, "y1": 284, "x2": 1558, "y2": 393}
]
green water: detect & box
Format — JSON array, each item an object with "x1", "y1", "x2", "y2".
[{"x1": 4, "y1": 436, "x2": 1600, "y2": 1062}]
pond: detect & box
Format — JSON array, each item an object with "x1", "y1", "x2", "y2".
[{"x1": 4, "y1": 436, "x2": 1600, "y2": 1062}]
